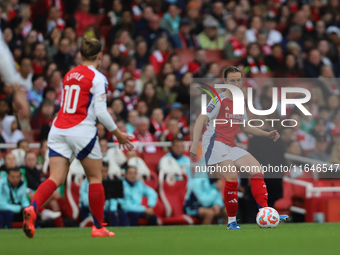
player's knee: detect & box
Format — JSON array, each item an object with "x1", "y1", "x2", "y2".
[
  {"x1": 49, "y1": 177, "x2": 64, "y2": 187},
  {"x1": 204, "y1": 209, "x2": 214, "y2": 218},
  {"x1": 225, "y1": 178, "x2": 238, "y2": 182}
]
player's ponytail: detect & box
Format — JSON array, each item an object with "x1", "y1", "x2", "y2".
[
  {"x1": 80, "y1": 37, "x2": 102, "y2": 61},
  {"x1": 223, "y1": 66, "x2": 241, "y2": 82}
]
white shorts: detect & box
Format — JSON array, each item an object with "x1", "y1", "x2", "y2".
[
  {"x1": 202, "y1": 141, "x2": 249, "y2": 165},
  {"x1": 48, "y1": 133, "x2": 102, "y2": 160}
]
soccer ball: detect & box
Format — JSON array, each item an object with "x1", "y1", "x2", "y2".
[{"x1": 256, "y1": 207, "x2": 280, "y2": 228}]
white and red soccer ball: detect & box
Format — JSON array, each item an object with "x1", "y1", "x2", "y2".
[{"x1": 256, "y1": 207, "x2": 280, "y2": 228}]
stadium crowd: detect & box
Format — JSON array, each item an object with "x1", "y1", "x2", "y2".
[{"x1": 1, "y1": 0, "x2": 340, "y2": 228}]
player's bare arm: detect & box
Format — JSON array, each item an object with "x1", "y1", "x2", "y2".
[
  {"x1": 190, "y1": 114, "x2": 209, "y2": 158},
  {"x1": 240, "y1": 123, "x2": 280, "y2": 142}
]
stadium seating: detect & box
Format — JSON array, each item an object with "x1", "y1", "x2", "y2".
[
  {"x1": 128, "y1": 156, "x2": 158, "y2": 189},
  {"x1": 107, "y1": 147, "x2": 127, "y2": 167},
  {"x1": 157, "y1": 157, "x2": 196, "y2": 225}
]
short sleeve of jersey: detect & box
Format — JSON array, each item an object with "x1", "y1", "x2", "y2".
[
  {"x1": 205, "y1": 99, "x2": 221, "y2": 120},
  {"x1": 92, "y1": 71, "x2": 108, "y2": 98}
]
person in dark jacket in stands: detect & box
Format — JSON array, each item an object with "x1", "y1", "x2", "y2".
[
  {"x1": 172, "y1": 18, "x2": 200, "y2": 49},
  {"x1": 53, "y1": 38, "x2": 73, "y2": 74},
  {"x1": 304, "y1": 49, "x2": 325, "y2": 78}
]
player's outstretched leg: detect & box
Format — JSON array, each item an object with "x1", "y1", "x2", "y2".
[
  {"x1": 23, "y1": 179, "x2": 57, "y2": 238},
  {"x1": 224, "y1": 181, "x2": 241, "y2": 229},
  {"x1": 80, "y1": 157, "x2": 115, "y2": 237},
  {"x1": 23, "y1": 156, "x2": 69, "y2": 238}
]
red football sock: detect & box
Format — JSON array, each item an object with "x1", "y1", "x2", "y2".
[
  {"x1": 54, "y1": 216, "x2": 64, "y2": 228},
  {"x1": 31, "y1": 179, "x2": 57, "y2": 213},
  {"x1": 251, "y1": 173, "x2": 268, "y2": 209},
  {"x1": 88, "y1": 183, "x2": 105, "y2": 229},
  {"x1": 224, "y1": 181, "x2": 238, "y2": 217}
]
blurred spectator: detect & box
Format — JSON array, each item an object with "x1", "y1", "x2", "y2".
[
  {"x1": 48, "y1": 70, "x2": 63, "y2": 105},
  {"x1": 304, "y1": 49, "x2": 324, "y2": 78},
  {"x1": 182, "y1": 48, "x2": 207, "y2": 77},
  {"x1": 134, "y1": 39, "x2": 149, "y2": 70},
  {"x1": 47, "y1": 6, "x2": 65, "y2": 33},
  {"x1": 162, "y1": 138, "x2": 190, "y2": 177},
  {"x1": 30, "y1": 100, "x2": 55, "y2": 130},
  {"x1": 171, "y1": 18, "x2": 200, "y2": 49},
  {"x1": 110, "y1": 97, "x2": 127, "y2": 121},
  {"x1": 264, "y1": 15, "x2": 282, "y2": 46},
  {"x1": 45, "y1": 27, "x2": 61, "y2": 59},
  {"x1": 161, "y1": 4, "x2": 181, "y2": 35},
  {"x1": 276, "y1": 53, "x2": 304, "y2": 78},
  {"x1": 133, "y1": 117, "x2": 155, "y2": 153},
  {"x1": 0, "y1": 116, "x2": 24, "y2": 144},
  {"x1": 166, "y1": 102, "x2": 188, "y2": 134},
  {"x1": 0, "y1": 168, "x2": 29, "y2": 229},
  {"x1": 290, "y1": 114, "x2": 316, "y2": 152},
  {"x1": 79, "y1": 161, "x2": 128, "y2": 226},
  {"x1": 168, "y1": 54, "x2": 182, "y2": 80},
  {"x1": 0, "y1": 98, "x2": 10, "y2": 127},
  {"x1": 204, "y1": 62, "x2": 220, "y2": 78},
  {"x1": 99, "y1": 138, "x2": 108, "y2": 158},
  {"x1": 97, "y1": 123, "x2": 107, "y2": 140},
  {"x1": 98, "y1": 54, "x2": 111, "y2": 78},
  {"x1": 176, "y1": 72, "x2": 192, "y2": 108},
  {"x1": 286, "y1": 140, "x2": 305, "y2": 179},
  {"x1": 16, "y1": 58, "x2": 33, "y2": 90},
  {"x1": 242, "y1": 43, "x2": 270, "y2": 75},
  {"x1": 264, "y1": 43, "x2": 283, "y2": 72},
  {"x1": 224, "y1": 25, "x2": 247, "y2": 60},
  {"x1": 246, "y1": 15, "x2": 262, "y2": 43},
  {"x1": 281, "y1": 127, "x2": 294, "y2": 149},
  {"x1": 156, "y1": 73, "x2": 178, "y2": 107},
  {"x1": 63, "y1": 27, "x2": 79, "y2": 57},
  {"x1": 140, "y1": 82, "x2": 165, "y2": 113},
  {"x1": 74, "y1": 0, "x2": 96, "y2": 37},
  {"x1": 107, "y1": 0, "x2": 123, "y2": 26},
  {"x1": 330, "y1": 143, "x2": 340, "y2": 164},
  {"x1": 149, "y1": 37, "x2": 171, "y2": 74},
  {"x1": 32, "y1": 43, "x2": 48, "y2": 75},
  {"x1": 17, "y1": 139, "x2": 29, "y2": 154},
  {"x1": 318, "y1": 65, "x2": 340, "y2": 96},
  {"x1": 160, "y1": 118, "x2": 186, "y2": 142},
  {"x1": 150, "y1": 108, "x2": 166, "y2": 140},
  {"x1": 108, "y1": 9, "x2": 136, "y2": 46},
  {"x1": 126, "y1": 110, "x2": 139, "y2": 134},
  {"x1": 36, "y1": 140, "x2": 48, "y2": 169},
  {"x1": 198, "y1": 16, "x2": 224, "y2": 50},
  {"x1": 120, "y1": 78, "x2": 139, "y2": 112},
  {"x1": 136, "y1": 100, "x2": 148, "y2": 117},
  {"x1": 140, "y1": 14, "x2": 169, "y2": 51},
  {"x1": 184, "y1": 177, "x2": 226, "y2": 224},
  {"x1": 119, "y1": 166, "x2": 158, "y2": 226},
  {"x1": 327, "y1": 94, "x2": 340, "y2": 117},
  {"x1": 27, "y1": 74, "x2": 45, "y2": 109},
  {"x1": 54, "y1": 38, "x2": 73, "y2": 74},
  {"x1": 308, "y1": 134, "x2": 330, "y2": 162},
  {"x1": 0, "y1": 153, "x2": 17, "y2": 177}
]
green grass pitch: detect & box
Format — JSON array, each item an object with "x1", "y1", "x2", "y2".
[{"x1": 0, "y1": 223, "x2": 339, "y2": 255}]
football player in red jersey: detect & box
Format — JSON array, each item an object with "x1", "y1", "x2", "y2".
[
  {"x1": 23, "y1": 37, "x2": 133, "y2": 238},
  {"x1": 190, "y1": 66, "x2": 287, "y2": 229}
]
